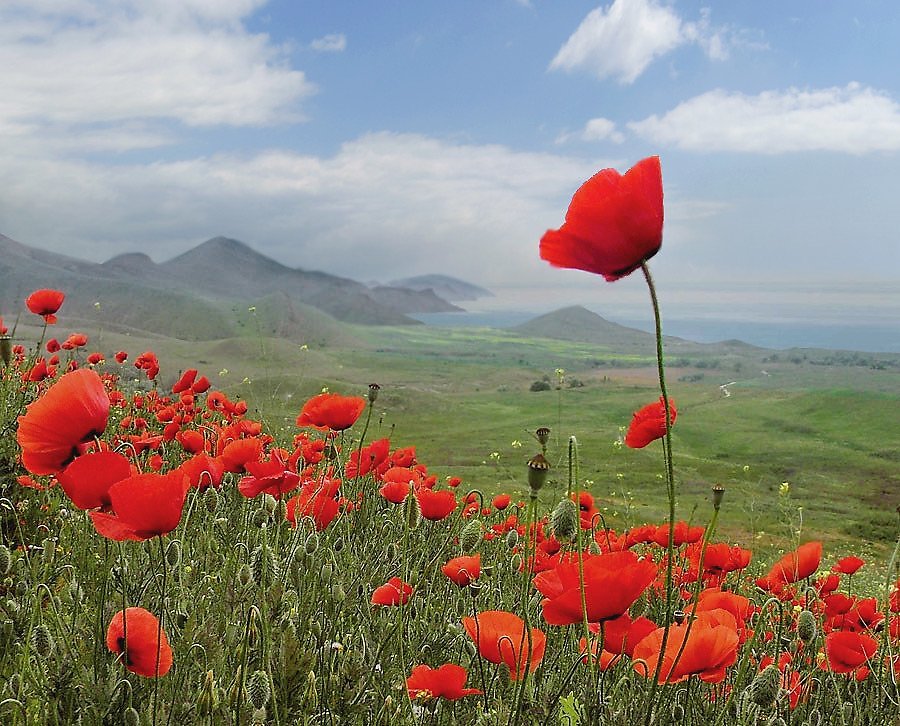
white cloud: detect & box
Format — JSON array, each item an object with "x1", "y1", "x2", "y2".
[
  {"x1": 0, "y1": 132, "x2": 614, "y2": 287},
  {"x1": 550, "y1": 0, "x2": 734, "y2": 84},
  {"x1": 0, "y1": 0, "x2": 313, "y2": 144},
  {"x1": 555, "y1": 117, "x2": 625, "y2": 144},
  {"x1": 629, "y1": 83, "x2": 900, "y2": 153},
  {"x1": 310, "y1": 33, "x2": 346, "y2": 53}
]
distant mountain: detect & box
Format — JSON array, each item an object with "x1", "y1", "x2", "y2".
[
  {"x1": 0, "y1": 234, "x2": 469, "y2": 338},
  {"x1": 388, "y1": 274, "x2": 493, "y2": 302},
  {"x1": 513, "y1": 306, "x2": 656, "y2": 347}
]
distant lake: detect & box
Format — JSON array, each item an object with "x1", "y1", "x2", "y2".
[{"x1": 411, "y1": 311, "x2": 900, "y2": 354}]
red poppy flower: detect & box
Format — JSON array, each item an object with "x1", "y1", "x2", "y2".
[
  {"x1": 540, "y1": 156, "x2": 663, "y2": 282},
  {"x1": 533, "y1": 550, "x2": 656, "y2": 626},
  {"x1": 26, "y1": 288, "x2": 65, "y2": 324},
  {"x1": 492, "y1": 493, "x2": 511, "y2": 510},
  {"x1": 346, "y1": 437, "x2": 391, "y2": 477},
  {"x1": 406, "y1": 663, "x2": 482, "y2": 701},
  {"x1": 219, "y1": 437, "x2": 263, "y2": 473},
  {"x1": 238, "y1": 457, "x2": 301, "y2": 499},
  {"x1": 371, "y1": 577, "x2": 414, "y2": 606},
  {"x1": 114, "y1": 351, "x2": 128, "y2": 363},
  {"x1": 761, "y1": 541, "x2": 823, "y2": 587},
  {"x1": 286, "y1": 481, "x2": 341, "y2": 531},
  {"x1": 296, "y1": 393, "x2": 366, "y2": 431},
  {"x1": 57, "y1": 450, "x2": 132, "y2": 511},
  {"x1": 379, "y1": 478, "x2": 410, "y2": 504},
  {"x1": 462, "y1": 610, "x2": 546, "y2": 681},
  {"x1": 633, "y1": 610, "x2": 740, "y2": 684},
  {"x1": 832, "y1": 556, "x2": 865, "y2": 576},
  {"x1": 415, "y1": 488, "x2": 457, "y2": 521},
  {"x1": 824, "y1": 631, "x2": 878, "y2": 674},
  {"x1": 172, "y1": 369, "x2": 197, "y2": 394},
  {"x1": 17, "y1": 368, "x2": 110, "y2": 475},
  {"x1": 89, "y1": 471, "x2": 188, "y2": 541},
  {"x1": 601, "y1": 613, "x2": 658, "y2": 658},
  {"x1": 177, "y1": 453, "x2": 224, "y2": 490},
  {"x1": 442, "y1": 554, "x2": 481, "y2": 587},
  {"x1": 106, "y1": 607, "x2": 172, "y2": 677},
  {"x1": 625, "y1": 397, "x2": 676, "y2": 449}
]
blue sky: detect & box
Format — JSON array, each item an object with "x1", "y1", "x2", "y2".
[{"x1": 1, "y1": 0, "x2": 898, "y2": 320}]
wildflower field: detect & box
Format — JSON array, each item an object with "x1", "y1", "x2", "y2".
[{"x1": 1, "y1": 157, "x2": 898, "y2": 725}]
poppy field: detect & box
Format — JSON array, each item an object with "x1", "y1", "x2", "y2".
[{"x1": 1, "y1": 157, "x2": 899, "y2": 725}]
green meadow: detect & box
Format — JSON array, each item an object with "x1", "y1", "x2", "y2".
[{"x1": 52, "y1": 305, "x2": 899, "y2": 562}]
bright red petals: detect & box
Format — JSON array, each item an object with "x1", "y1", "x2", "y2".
[
  {"x1": 57, "y1": 450, "x2": 132, "y2": 510},
  {"x1": 106, "y1": 607, "x2": 172, "y2": 677},
  {"x1": 17, "y1": 368, "x2": 110, "y2": 475},
  {"x1": 371, "y1": 577, "x2": 414, "y2": 606},
  {"x1": 462, "y1": 610, "x2": 546, "y2": 681},
  {"x1": 415, "y1": 487, "x2": 457, "y2": 521},
  {"x1": 625, "y1": 397, "x2": 676, "y2": 449},
  {"x1": 89, "y1": 471, "x2": 188, "y2": 541},
  {"x1": 406, "y1": 663, "x2": 482, "y2": 701},
  {"x1": 824, "y1": 631, "x2": 878, "y2": 674},
  {"x1": 442, "y1": 554, "x2": 481, "y2": 587},
  {"x1": 296, "y1": 393, "x2": 366, "y2": 431},
  {"x1": 540, "y1": 156, "x2": 663, "y2": 282},
  {"x1": 26, "y1": 288, "x2": 65, "y2": 324}
]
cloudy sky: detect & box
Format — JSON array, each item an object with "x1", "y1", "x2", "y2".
[{"x1": 2, "y1": 0, "x2": 899, "y2": 320}]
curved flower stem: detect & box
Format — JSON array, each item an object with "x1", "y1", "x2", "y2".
[{"x1": 639, "y1": 261, "x2": 677, "y2": 725}]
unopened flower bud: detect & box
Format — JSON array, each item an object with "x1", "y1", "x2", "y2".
[
  {"x1": 459, "y1": 519, "x2": 483, "y2": 552},
  {"x1": 247, "y1": 670, "x2": 271, "y2": 710},
  {"x1": 31, "y1": 624, "x2": 53, "y2": 657},
  {"x1": 305, "y1": 533, "x2": 319, "y2": 555},
  {"x1": 746, "y1": 664, "x2": 780, "y2": 708},
  {"x1": 166, "y1": 540, "x2": 182, "y2": 568},
  {"x1": 123, "y1": 707, "x2": 140, "y2": 726},
  {"x1": 404, "y1": 486, "x2": 422, "y2": 530},
  {"x1": 505, "y1": 529, "x2": 519, "y2": 549},
  {"x1": 551, "y1": 498, "x2": 578, "y2": 542},
  {"x1": 238, "y1": 563, "x2": 253, "y2": 587},
  {"x1": 797, "y1": 610, "x2": 817, "y2": 643},
  {"x1": 0, "y1": 336, "x2": 12, "y2": 367},
  {"x1": 0, "y1": 544, "x2": 11, "y2": 576},
  {"x1": 204, "y1": 487, "x2": 220, "y2": 514}
]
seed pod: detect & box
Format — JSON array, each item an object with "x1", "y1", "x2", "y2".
[
  {"x1": 31, "y1": 624, "x2": 54, "y2": 657},
  {"x1": 746, "y1": 664, "x2": 780, "y2": 708},
  {"x1": 459, "y1": 519, "x2": 483, "y2": 553},
  {"x1": 551, "y1": 498, "x2": 578, "y2": 542},
  {"x1": 797, "y1": 610, "x2": 817, "y2": 643},
  {"x1": 527, "y1": 453, "x2": 550, "y2": 492},
  {"x1": 247, "y1": 670, "x2": 271, "y2": 710}
]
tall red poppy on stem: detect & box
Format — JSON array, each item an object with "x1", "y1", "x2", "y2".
[
  {"x1": 89, "y1": 471, "x2": 188, "y2": 541},
  {"x1": 540, "y1": 156, "x2": 663, "y2": 282},
  {"x1": 462, "y1": 610, "x2": 546, "y2": 681},
  {"x1": 106, "y1": 607, "x2": 172, "y2": 677},
  {"x1": 25, "y1": 289, "x2": 65, "y2": 324},
  {"x1": 296, "y1": 392, "x2": 366, "y2": 431},
  {"x1": 406, "y1": 663, "x2": 482, "y2": 701},
  {"x1": 57, "y1": 450, "x2": 132, "y2": 511},
  {"x1": 17, "y1": 368, "x2": 110, "y2": 475},
  {"x1": 625, "y1": 397, "x2": 676, "y2": 449}
]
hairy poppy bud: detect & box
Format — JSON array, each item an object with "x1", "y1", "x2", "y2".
[
  {"x1": 238, "y1": 563, "x2": 253, "y2": 587},
  {"x1": 797, "y1": 609, "x2": 817, "y2": 643},
  {"x1": 247, "y1": 670, "x2": 271, "y2": 710},
  {"x1": 588, "y1": 540, "x2": 601, "y2": 555},
  {"x1": 303, "y1": 671, "x2": 318, "y2": 710},
  {"x1": 403, "y1": 486, "x2": 422, "y2": 530},
  {"x1": 123, "y1": 708, "x2": 140, "y2": 726},
  {"x1": 459, "y1": 519, "x2": 483, "y2": 553},
  {"x1": 41, "y1": 538, "x2": 55, "y2": 565},
  {"x1": 385, "y1": 542, "x2": 398, "y2": 562},
  {"x1": 746, "y1": 664, "x2": 780, "y2": 708},
  {"x1": 204, "y1": 487, "x2": 220, "y2": 514},
  {"x1": 551, "y1": 498, "x2": 578, "y2": 542},
  {"x1": 166, "y1": 540, "x2": 182, "y2": 568},
  {"x1": 31, "y1": 623, "x2": 54, "y2": 657},
  {"x1": 505, "y1": 529, "x2": 519, "y2": 549},
  {"x1": 0, "y1": 544, "x2": 11, "y2": 576},
  {"x1": 332, "y1": 584, "x2": 346, "y2": 603},
  {"x1": 197, "y1": 670, "x2": 218, "y2": 716},
  {"x1": 305, "y1": 533, "x2": 320, "y2": 555}
]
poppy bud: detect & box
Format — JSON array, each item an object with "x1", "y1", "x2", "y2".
[
  {"x1": 67, "y1": 580, "x2": 84, "y2": 605},
  {"x1": 527, "y1": 453, "x2": 550, "y2": 492},
  {"x1": 197, "y1": 670, "x2": 218, "y2": 716},
  {"x1": 251, "y1": 544, "x2": 278, "y2": 584},
  {"x1": 247, "y1": 670, "x2": 271, "y2": 710},
  {"x1": 7, "y1": 672, "x2": 21, "y2": 698},
  {"x1": 403, "y1": 486, "x2": 422, "y2": 530},
  {"x1": 303, "y1": 671, "x2": 318, "y2": 710},
  {"x1": 0, "y1": 335, "x2": 11, "y2": 366},
  {"x1": 238, "y1": 563, "x2": 253, "y2": 587},
  {"x1": 310, "y1": 621, "x2": 322, "y2": 640},
  {"x1": 510, "y1": 553, "x2": 523, "y2": 572},
  {"x1": 671, "y1": 705, "x2": 685, "y2": 720},
  {"x1": 797, "y1": 609, "x2": 817, "y2": 643},
  {"x1": 551, "y1": 498, "x2": 578, "y2": 542},
  {"x1": 333, "y1": 537, "x2": 345, "y2": 553},
  {"x1": 123, "y1": 708, "x2": 140, "y2": 726},
  {"x1": 204, "y1": 487, "x2": 220, "y2": 514},
  {"x1": 0, "y1": 544, "x2": 11, "y2": 576},
  {"x1": 41, "y1": 538, "x2": 55, "y2": 566},
  {"x1": 332, "y1": 584, "x2": 346, "y2": 603},
  {"x1": 320, "y1": 563, "x2": 333, "y2": 582},
  {"x1": 385, "y1": 542, "x2": 398, "y2": 562},
  {"x1": 228, "y1": 665, "x2": 244, "y2": 710},
  {"x1": 251, "y1": 707, "x2": 267, "y2": 725},
  {"x1": 468, "y1": 581, "x2": 483, "y2": 597},
  {"x1": 251, "y1": 509, "x2": 268, "y2": 528},
  {"x1": 588, "y1": 540, "x2": 601, "y2": 555},
  {"x1": 505, "y1": 529, "x2": 519, "y2": 549},
  {"x1": 459, "y1": 519, "x2": 483, "y2": 553},
  {"x1": 166, "y1": 540, "x2": 182, "y2": 569},
  {"x1": 746, "y1": 664, "x2": 780, "y2": 708},
  {"x1": 31, "y1": 623, "x2": 53, "y2": 657},
  {"x1": 305, "y1": 533, "x2": 319, "y2": 555}
]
